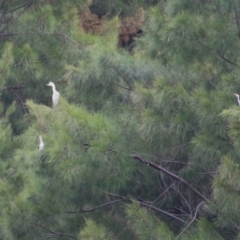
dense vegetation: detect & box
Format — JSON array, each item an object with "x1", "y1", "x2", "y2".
[{"x1": 0, "y1": 0, "x2": 240, "y2": 239}]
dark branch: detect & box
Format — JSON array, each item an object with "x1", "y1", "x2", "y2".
[
  {"x1": 105, "y1": 192, "x2": 186, "y2": 224},
  {"x1": 65, "y1": 199, "x2": 122, "y2": 213},
  {"x1": 5, "y1": 169, "x2": 17, "y2": 179},
  {"x1": 170, "y1": 143, "x2": 190, "y2": 161},
  {"x1": 161, "y1": 143, "x2": 189, "y2": 164},
  {"x1": 217, "y1": 51, "x2": 237, "y2": 66},
  {"x1": 139, "y1": 201, "x2": 186, "y2": 223},
  {"x1": 233, "y1": 0, "x2": 240, "y2": 39},
  {"x1": 0, "y1": 1, "x2": 34, "y2": 17},
  {"x1": 130, "y1": 154, "x2": 209, "y2": 202},
  {"x1": 0, "y1": 84, "x2": 26, "y2": 91},
  {"x1": 176, "y1": 201, "x2": 204, "y2": 238},
  {"x1": 35, "y1": 224, "x2": 77, "y2": 239}
]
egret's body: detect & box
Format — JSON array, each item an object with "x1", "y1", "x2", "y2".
[
  {"x1": 38, "y1": 135, "x2": 44, "y2": 151},
  {"x1": 234, "y1": 93, "x2": 240, "y2": 106},
  {"x1": 46, "y1": 82, "x2": 60, "y2": 106}
]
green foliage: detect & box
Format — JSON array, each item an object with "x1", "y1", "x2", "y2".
[
  {"x1": 181, "y1": 218, "x2": 223, "y2": 240},
  {"x1": 1, "y1": 0, "x2": 240, "y2": 239},
  {"x1": 79, "y1": 219, "x2": 113, "y2": 240},
  {"x1": 126, "y1": 201, "x2": 175, "y2": 240}
]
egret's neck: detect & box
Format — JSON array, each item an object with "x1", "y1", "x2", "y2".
[
  {"x1": 39, "y1": 136, "x2": 43, "y2": 142},
  {"x1": 51, "y1": 85, "x2": 56, "y2": 92}
]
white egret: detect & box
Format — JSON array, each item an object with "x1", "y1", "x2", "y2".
[
  {"x1": 46, "y1": 82, "x2": 60, "y2": 106},
  {"x1": 38, "y1": 135, "x2": 44, "y2": 151},
  {"x1": 234, "y1": 93, "x2": 240, "y2": 106}
]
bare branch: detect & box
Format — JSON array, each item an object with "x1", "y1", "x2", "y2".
[
  {"x1": 176, "y1": 201, "x2": 205, "y2": 238},
  {"x1": 216, "y1": 51, "x2": 237, "y2": 66},
  {"x1": 139, "y1": 201, "x2": 186, "y2": 223},
  {"x1": 130, "y1": 153, "x2": 209, "y2": 203},
  {"x1": 174, "y1": 185, "x2": 192, "y2": 218},
  {"x1": 153, "y1": 182, "x2": 175, "y2": 204},
  {"x1": 65, "y1": 199, "x2": 122, "y2": 213},
  {"x1": 170, "y1": 143, "x2": 190, "y2": 161},
  {"x1": 105, "y1": 192, "x2": 186, "y2": 224}
]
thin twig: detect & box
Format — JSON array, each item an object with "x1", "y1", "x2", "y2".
[
  {"x1": 65, "y1": 199, "x2": 122, "y2": 213},
  {"x1": 5, "y1": 169, "x2": 17, "y2": 179},
  {"x1": 35, "y1": 224, "x2": 77, "y2": 239},
  {"x1": 15, "y1": 92, "x2": 27, "y2": 114},
  {"x1": 0, "y1": 1, "x2": 34, "y2": 35},
  {"x1": 153, "y1": 182, "x2": 175, "y2": 204},
  {"x1": 171, "y1": 143, "x2": 190, "y2": 161},
  {"x1": 0, "y1": 1, "x2": 34, "y2": 17},
  {"x1": 174, "y1": 185, "x2": 192, "y2": 219},
  {"x1": 105, "y1": 192, "x2": 186, "y2": 224},
  {"x1": 0, "y1": 31, "x2": 85, "y2": 47},
  {"x1": 176, "y1": 201, "x2": 204, "y2": 238}
]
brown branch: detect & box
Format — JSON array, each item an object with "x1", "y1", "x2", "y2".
[
  {"x1": 176, "y1": 201, "x2": 204, "y2": 238},
  {"x1": 105, "y1": 192, "x2": 186, "y2": 224},
  {"x1": 65, "y1": 199, "x2": 122, "y2": 213},
  {"x1": 130, "y1": 154, "x2": 209, "y2": 203},
  {"x1": 35, "y1": 224, "x2": 77, "y2": 239}
]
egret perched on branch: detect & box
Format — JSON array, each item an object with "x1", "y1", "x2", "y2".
[
  {"x1": 38, "y1": 135, "x2": 44, "y2": 151},
  {"x1": 234, "y1": 93, "x2": 240, "y2": 106},
  {"x1": 46, "y1": 82, "x2": 60, "y2": 107}
]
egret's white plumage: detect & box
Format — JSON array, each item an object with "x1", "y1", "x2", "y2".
[
  {"x1": 38, "y1": 135, "x2": 44, "y2": 151},
  {"x1": 46, "y1": 82, "x2": 60, "y2": 106},
  {"x1": 234, "y1": 93, "x2": 240, "y2": 106}
]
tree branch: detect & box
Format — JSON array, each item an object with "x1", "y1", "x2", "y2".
[
  {"x1": 0, "y1": 31, "x2": 85, "y2": 47},
  {"x1": 216, "y1": 51, "x2": 237, "y2": 66},
  {"x1": 0, "y1": 1, "x2": 34, "y2": 17},
  {"x1": 170, "y1": 142, "x2": 190, "y2": 161},
  {"x1": 130, "y1": 153, "x2": 209, "y2": 203},
  {"x1": 65, "y1": 199, "x2": 122, "y2": 213},
  {"x1": 233, "y1": 0, "x2": 240, "y2": 39},
  {"x1": 5, "y1": 169, "x2": 17, "y2": 179},
  {"x1": 176, "y1": 201, "x2": 204, "y2": 238},
  {"x1": 35, "y1": 224, "x2": 77, "y2": 239},
  {"x1": 105, "y1": 192, "x2": 186, "y2": 224},
  {"x1": 0, "y1": 1, "x2": 35, "y2": 34}
]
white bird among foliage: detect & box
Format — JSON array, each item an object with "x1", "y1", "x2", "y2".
[
  {"x1": 234, "y1": 93, "x2": 240, "y2": 106},
  {"x1": 46, "y1": 82, "x2": 60, "y2": 106},
  {"x1": 38, "y1": 135, "x2": 44, "y2": 151}
]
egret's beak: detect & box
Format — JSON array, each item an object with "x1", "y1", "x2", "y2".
[{"x1": 46, "y1": 83, "x2": 50, "y2": 86}]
